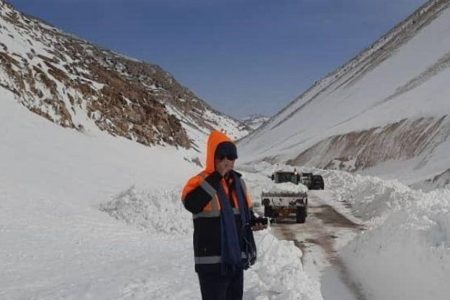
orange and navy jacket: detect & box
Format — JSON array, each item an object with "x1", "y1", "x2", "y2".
[{"x1": 181, "y1": 131, "x2": 254, "y2": 273}]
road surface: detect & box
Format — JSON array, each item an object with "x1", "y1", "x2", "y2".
[{"x1": 269, "y1": 191, "x2": 367, "y2": 300}]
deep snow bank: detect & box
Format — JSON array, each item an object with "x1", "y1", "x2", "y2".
[
  {"x1": 100, "y1": 186, "x2": 193, "y2": 235},
  {"x1": 325, "y1": 170, "x2": 421, "y2": 222},
  {"x1": 100, "y1": 186, "x2": 323, "y2": 300},
  {"x1": 247, "y1": 233, "x2": 322, "y2": 300},
  {"x1": 323, "y1": 169, "x2": 450, "y2": 300}
]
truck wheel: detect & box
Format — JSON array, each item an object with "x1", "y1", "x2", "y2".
[
  {"x1": 296, "y1": 206, "x2": 306, "y2": 223},
  {"x1": 264, "y1": 205, "x2": 273, "y2": 218}
]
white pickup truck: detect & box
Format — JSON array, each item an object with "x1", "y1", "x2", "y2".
[{"x1": 261, "y1": 171, "x2": 308, "y2": 223}]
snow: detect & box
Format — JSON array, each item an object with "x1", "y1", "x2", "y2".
[
  {"x1": 320, "y1": 266, "x2": 363, "y2": 300},
  {"x1": 99, "y1": 186, "x2": 193, "y2": 235},
  {"x1": 2, "y1": 83, "x2": 450, "y2": 299},
  {"x1": 1, "y1": 2, "x2": 247, "y2": 153},
  {"x1": 325, "y1": 170, "x2": 420, "y2": 222},
  {"x1": 238, "y1": 2, "x2": 450, "y2": 188},
  {"x1": 342, "y1": 190, "x2": 450, "y2": 300},
  {"x1": 262, "y1": 182, "x2": 308, "y2": 194},
  {"x1": 320, "y1": 168, "x2": 450, "y2": 300},
  {"x1": 246, "y1": 233, "x2": 322, "y2": 300},
  {"x1": 246, "y1": 163, "x2": 450, "y2": 300},
  {"x1": 242, "y1": 114, "x2": 269, "y2": 131},
  {"x1": 2, "y1": 2, "x2": 450, "y2": 298},
  {"x1": 0, "y1": 88, "x2": 322, "y2": 299}
]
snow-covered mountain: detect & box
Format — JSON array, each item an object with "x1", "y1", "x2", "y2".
[
  {"x1": 0, "y1": 0, "x2": 248, "y2": 156},
  {"x1": 239, "y1": 0, "x2": 450, "y2": 189},
  {"x1": 0, "y1": 77, "x2": 324, "y2": 300},
  {"x1": 241, "y1": 114, "x2": 270, "y2": 130}
]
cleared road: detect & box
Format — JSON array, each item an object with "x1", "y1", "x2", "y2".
[{"x1": 269, "y1": 191, "x2": 367, "y2": 300}]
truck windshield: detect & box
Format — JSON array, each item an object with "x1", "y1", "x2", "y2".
[{"x1": 276, "y1": 172, "x2": 297, "y2": 184}]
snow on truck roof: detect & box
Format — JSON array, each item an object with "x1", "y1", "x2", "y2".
[{"x1": 262, "y1": 181, "x2": 308, "y2": 194}]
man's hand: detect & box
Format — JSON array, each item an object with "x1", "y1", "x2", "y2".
[
  {"x1": 251, "y1": 223, "x2": 267, "y2": 231},
  {"x1": 215, "y1": 158, "x2": 234, "y2": 177}
]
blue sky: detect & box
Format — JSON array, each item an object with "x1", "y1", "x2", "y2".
[{"x1": 9, "y1": 0, "x2": 426, "y2": 119}]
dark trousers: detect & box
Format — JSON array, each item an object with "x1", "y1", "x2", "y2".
[{"x1": 197, "y1": 269, "x2": 244, "y2": 300}]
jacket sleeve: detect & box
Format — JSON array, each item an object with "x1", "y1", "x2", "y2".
[{"x1": 182, "y1": 171, "x2": 222, "y2": 214}]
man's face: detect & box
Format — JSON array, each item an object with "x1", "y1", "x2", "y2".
[
  {"x1": 214, "y1": 157, "x2": 236, "y2": 175},
  {"x1": 214, "y1": 141, "x2": 238, "y2": 175}
]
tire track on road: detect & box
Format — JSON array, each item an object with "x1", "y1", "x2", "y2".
[{"x1": 270, "y1": 194, "x2": 367, "y2": 300}]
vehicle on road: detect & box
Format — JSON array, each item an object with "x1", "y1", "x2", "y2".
[
  {"x1": 261, "y1": 171, "x2": 308, "y2": 223},
  {"x1": 299, "y1": 172, "x2": 325, "y2": 190}
]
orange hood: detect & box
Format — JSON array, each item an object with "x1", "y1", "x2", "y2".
[{"x1": 204, "y1": 130, "x2": 234, "y2": 174}]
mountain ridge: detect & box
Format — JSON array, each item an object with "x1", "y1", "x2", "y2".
[
  {"x1": 239, "y1": 0, "x2": 450, "y2": 188},
  {"x1": 0, "y1": 0, "x2": 249, "y2": 152}
]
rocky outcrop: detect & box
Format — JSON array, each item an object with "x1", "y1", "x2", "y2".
[
  {"x1": 411, "y1": 168, "x2": 450, "y2": 191},
  {"x1": 287, "y1": 116, "x2": 449, "y2": 171},
  {"x1": 0, "y1": 0, "x2": 247, "y2": 148}
]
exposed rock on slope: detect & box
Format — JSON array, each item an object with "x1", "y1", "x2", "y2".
[
  {"x1": 239, "y1": 0, "x2": 450, "y2": 188},
  {"x1": 0, "y1": 0, "x2": 248, "y2": 149}
]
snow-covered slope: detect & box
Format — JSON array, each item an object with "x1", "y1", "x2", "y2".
[
  {"x1": 0, "y1": 0, "x2": 248, "y2": 158},
  {"x1": 0, "y1": 87, "x2": 322, "y2": 299},
  {"x1": 241, "y1": 114, "x2": 270, "y2": 131},
  {"x1": 3, "y1": 81, "x2": 447, "y2": 299},
  {"x1": 239, "y1": 0, "x2": 450, "y2": 189},
  {"x1": 321, "y1": 168, "x2": 450, "y2": 300}
]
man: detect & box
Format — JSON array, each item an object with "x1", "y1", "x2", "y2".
[{"x1": 181, "y1": 130, "x2": 266, "y2": 300}]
